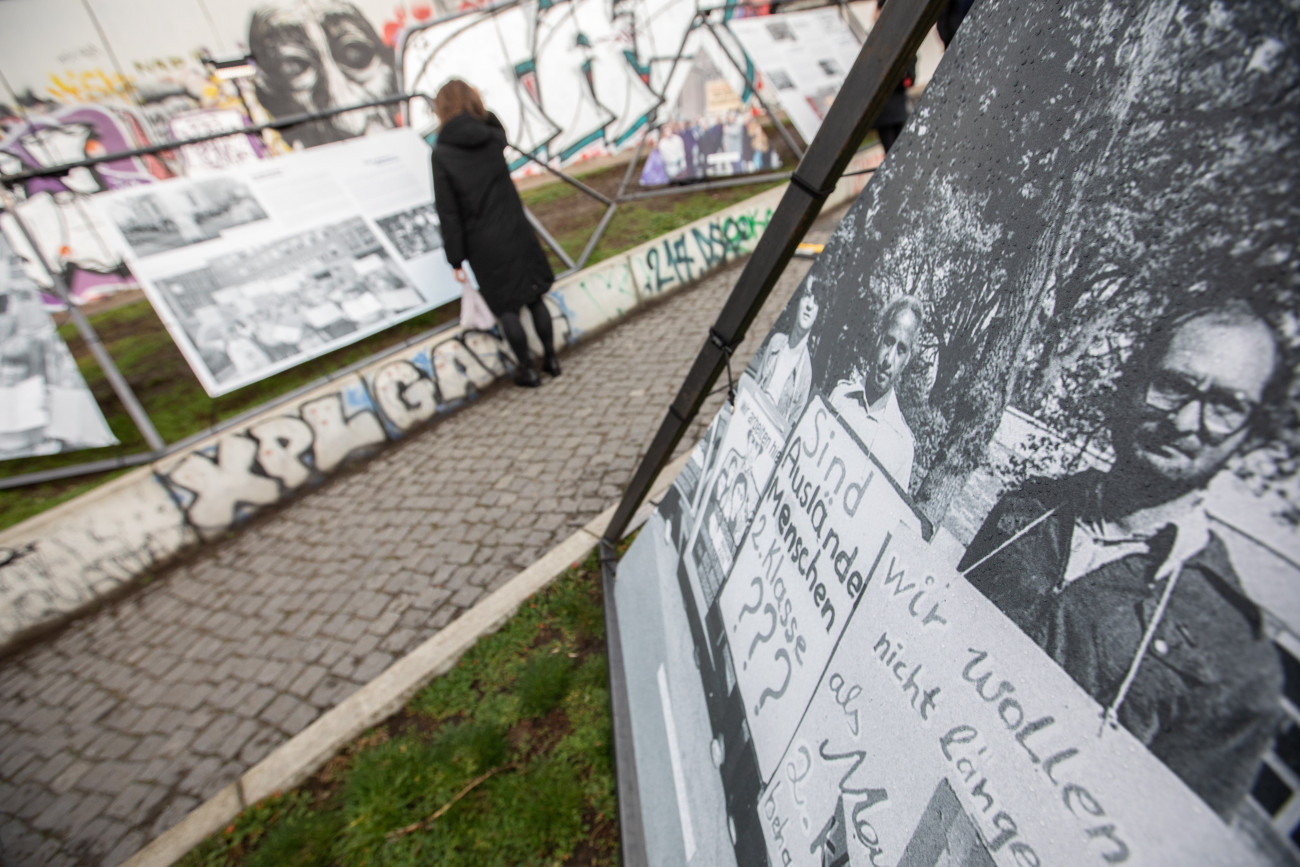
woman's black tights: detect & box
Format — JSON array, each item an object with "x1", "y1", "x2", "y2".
[{"x1": 498, "y1": 298, "x2": 555, "y2": 369}]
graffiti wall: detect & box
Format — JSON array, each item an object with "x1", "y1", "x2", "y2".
[
  {"x1": 0, "y1": 0, "x2": 461, "y2": 303},
  {"x1": 0, "y1": 0, "x2": 789, "y2": 303},
  {"x1": 402, "y1": 0, "x2": 778, "y2": 170}
]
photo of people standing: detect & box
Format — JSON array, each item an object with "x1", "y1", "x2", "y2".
[
  {"x1": 725, "y1": 0, "x2": 1299, "y2": 839},
  {"x1": 639, "y1": 47, "x2": 781, "y2": 187}
]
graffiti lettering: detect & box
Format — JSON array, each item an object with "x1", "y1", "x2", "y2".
[
  {"x1": 46, "y1": 69, "x2": 134, "y2": 102},
  {"x1": 300, "y1": 394, "x2": 386, "y2": 473},
  {"x1": 431, "y1": 336, "x2": 498, "y2": 404},
  {"x1": 639, "y1": 209, "x2": 776, "y2": 296},
  {"x1": 373, "y1": 359, "x2": 437, "y2": 431},
  {"x1": 167, "y1": 436, "x2": 282, "y2": 530},
  {"x1": 247, "y1": 416, "x2": 315, "y2": 489}
]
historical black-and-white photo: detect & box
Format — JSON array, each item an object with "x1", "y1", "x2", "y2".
[
  {"x1": 766, "y1": 68, "x2": 795, "y2": 91},
  {"x1": 152, "y1": 217, "x2": 424, "y2": 392},
  {"x1": 615, "y1": 0, "x2": 1300, "y2": 864},
  {"x1": 0, "y1": 237, "x2": 117, "y2": 459},
  {"x1": 375, "y1": 204, "x2": 443, "y2": 260},
  {"x1": 816, "y1": 58, "x2": 841, "y2": 76},
  {"x1": 748, "y1": 0, "x2": 1299, "y2": 833},
  {"x1": 106, "y1": 177, "x2": 268, "y2": 257},
  {"x1": 764, "y1": 20, "x2": 796, "y2": 42}
]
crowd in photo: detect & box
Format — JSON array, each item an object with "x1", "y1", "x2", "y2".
[{"x1": 640, "y1": 111, "x2": 781, "y2": 186}]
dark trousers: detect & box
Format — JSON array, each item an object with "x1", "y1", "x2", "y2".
[
  {"x1": 877, "y1": 122, "x2": 903, "y2": 153},
  {"x1": 498, "y1": 298, "x2": 555, "y2": 369}
]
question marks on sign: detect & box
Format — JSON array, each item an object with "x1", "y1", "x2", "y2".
[
  {"x1": 746, "y1": 603, "x2": 778, "y2": 670},
  {"x1": 735, "y1": 575, "x2": 763, "y2": 632},
  {"x1": 754, "y1": 647, "x2": 792, "y2": 715}
]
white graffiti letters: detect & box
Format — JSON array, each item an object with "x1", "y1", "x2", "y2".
[
  {"x1": 248, "y1": 417, "x2": 315, "y2": 489},
  {"x1": 168, "y1": 436, "x2": 282, "y2": 530},
  {"x1": 374, "y1": 360, "x2": 437, "y2": 432},
  {"x1": 300, "y1": 394, "x2": 386, "y2": 472}
]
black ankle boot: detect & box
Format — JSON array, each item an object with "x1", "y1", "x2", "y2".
[
  {"x1": 542, "y1": 353, "x2": 561, "y2": 377},
  {"x1": 514, "y1": 366, "x2": 541, "y2": 387}
]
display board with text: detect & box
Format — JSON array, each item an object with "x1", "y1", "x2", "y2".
[
  {"x1": 94, "y1": 129, "x2": 459, "y2": 396},
  {"x1": 728, "y1": 6, "x2": 866, "y2": 147}
]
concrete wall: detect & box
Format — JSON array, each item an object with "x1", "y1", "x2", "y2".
[{"x1": 0, "y1": 160, "x2": 877, "y2": 652}]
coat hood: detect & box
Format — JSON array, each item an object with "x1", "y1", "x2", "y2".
[{"x1": 436, "y1": 112, "x2": 505, "y2": 150}]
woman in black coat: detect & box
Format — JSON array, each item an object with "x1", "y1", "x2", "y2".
[{"x1": 431, "y1": 79, "x2": 559, "y2": 387}]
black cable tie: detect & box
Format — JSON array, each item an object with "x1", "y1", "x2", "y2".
[
  {"x1": 790, "y1": 172, "x2": 837, "y2": 199},
  {"x1": 709, "y1": 328, "x2": 738, "y2": 407}
]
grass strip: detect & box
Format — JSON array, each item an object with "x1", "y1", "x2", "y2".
[{"x1": 178, "y1": 546, "x2": 622, "y2": 867}]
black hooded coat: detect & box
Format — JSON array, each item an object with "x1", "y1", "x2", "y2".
[{"x1": 431, "y1": 111, "x2": 554, "y2": 316}]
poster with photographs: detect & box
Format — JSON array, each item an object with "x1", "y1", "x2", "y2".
[
  {"x1": 0, "y1": 236, "x2": 117, "y2": 460},
  {"x1": 614, "y1": 0, "x2": 1300, "y2": 865},
  {"x1": 95, "y1": 128, "x2": 460, "y2": 396},
  {"x1": 728, "y1": 7, "x2": 866, "y2": 147},
  {"x1": 640, "y1": 39, "x2": 783, "y2": 187}
]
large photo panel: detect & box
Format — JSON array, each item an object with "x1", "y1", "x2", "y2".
[
  {"x1": 615, "y1": 0, "x2": 1300, "y2": 864},
  {"x1": 93, "y1": 128, "x2": 461, "y2": 396},
  {"x1": 0, "y1": 236, "x2": 117, "y2": 460}
]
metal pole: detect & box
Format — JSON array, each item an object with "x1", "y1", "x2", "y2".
[
  {"x1": 0, "y1": 186, "x2": 167, "y2": 453},
  {"x1": 575, "y1": 203, "x2": 619, "y2": 272},
  {"x1": 0, "y1": 94, "x2": 415, "y2": 184},
  {"x1": 505, "y1": 145, "x2": 614, "y2": 206},
  {"x1": 523, "y1": 205, "x2": 577, "y2": 271},
  {"x1": 600, "y1": 0, "x2": 946, "y2": 544},
  {"x1": 617, "y1": 170, "x2": 792, "y2": 202}
]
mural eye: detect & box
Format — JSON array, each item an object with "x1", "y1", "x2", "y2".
[
  {"x1": 335, "y1": 39, "x2": 376, "y2": 70},
  {"x1": 279, "y1": 55, "x2": 313, "y2": 80}
]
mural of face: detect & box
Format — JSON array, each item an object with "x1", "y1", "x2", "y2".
[{"x1": 249, "y1": 0, "x2": 397, "y2": 148}]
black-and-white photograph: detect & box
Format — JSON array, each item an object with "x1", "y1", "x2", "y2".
[
  {"x1": 151, "y1": 217, "x2": 426, "y2": 393},
  {"x1": 0, "y1": 237, "x2": 117, "y2": 460},
  {"x1": 815, "y1": 57, "x2": 841, "y2": 76},
  {"x1": 766, "y1": 68, "x2": 795, "y2": 91},
  {"x1": 375, "y1": 204, "x2": 443, "y2": 260},
  {"x1": 764, "y1": 20, "x2": 796, "y2": 42},
  {"x1": 751, "y1": 0, "x2": 1300, "y2": 829},
  {"x1": 106, "y1": 177, "x2": 269, "y2": 257},
  {"x1": 615, "y1": 0, "x2": 1300, "y2": 864}
]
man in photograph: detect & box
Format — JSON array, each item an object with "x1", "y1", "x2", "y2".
[
  {"x1": 959, "y1": 299, "x2": 1285, "y2": 819},
  {"x1": 829, "y1": 294, "x2": 922, "y2": 489},
  {"x1": 755, "y1": 285, "x2": 817, "y2": 426}
]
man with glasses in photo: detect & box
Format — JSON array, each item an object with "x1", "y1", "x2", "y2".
[{"x1": 958, "y1": 298, "x2": 1287, "y2": 819}]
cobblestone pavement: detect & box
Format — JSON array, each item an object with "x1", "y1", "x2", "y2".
[{"x1": 0, "y1": 203, "x2": 847, "y2": 866}]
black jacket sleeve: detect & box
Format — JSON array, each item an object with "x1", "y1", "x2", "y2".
[{"x1": 431, "y1": 153, "x2": 465, "y2": 269}]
